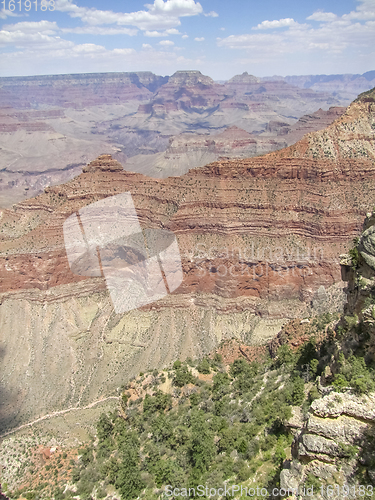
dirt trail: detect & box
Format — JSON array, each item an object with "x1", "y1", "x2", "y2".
[{"x1": 0, "y1": 396, "x2": 119, "y2": 439}]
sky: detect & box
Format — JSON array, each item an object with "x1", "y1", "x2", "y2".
[{"x1": 0, "y1": 0, "x2": 374, "y2": 79}]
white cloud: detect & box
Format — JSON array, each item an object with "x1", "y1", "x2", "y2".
[
  {"x1": 54, "y1": 0, "x2": 203, "y2": 31},
  {"x1": 159, "y1": 39, "x2": 174, "y2": 46},
  {"x1": 142, "y1": 43, "x2": 152, "y2": 49},
  {"x1": 253, "y1": 18, "x2": 297, "y2": 30},
  {"x1": 165, "y1": 28, "x2": 181, "y2": 34},
  {"x1": 111, "y1": 48, "x2": 135, "y2": 55},
  {"x1": 3, "y1": 21, "x2": 59, "y2": 34},
  {"x1": 2, "y1": 20, "x2": 138, "y2": 38},
  {"x1": 0, "y1": 43, "x2": 202, "y2": 77},
  {"x1": 182, "y1": 34, "x2": 189, "y2": 38},
  {"x1": 194, "y1": 37, "x2": 205, "y2": 41},
  {"x1": 204, "y1": 11, "x2": 218, "y2": 17},
  {"x1": 218, "y1": 0, "x2": 375, "y2": 62},
  {"x1": 145, "y1": 30, "x2": 166, "y2": 37},
  {"x1": 307, "y1": 11, "x2": 338, "y2": 22},
  {"x1": 0, "y1": 30, "x2": 74, "y2": 49},
  {"x1": 144, "y1": 28, "x2": 181, "y2": 36},
  {"x1": 72, "y1": 43, "x2": 106, "y2": 54},
  {"x1": 146, "y1": 0, "x2": 202, "y2": 16},
  {"x1": 62, "y1": 26, "x2": 138, "y2": 35},
  {"x1": 343, "y1": 0, "x2": 375, "y2": 20},
  {"x1": 0, "y1": 8, "x2": 23, "y2": 19}
]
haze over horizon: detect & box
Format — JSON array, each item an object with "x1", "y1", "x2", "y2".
[{"x1": 0, "y1": 0, "x2": 374, "y2": 79}]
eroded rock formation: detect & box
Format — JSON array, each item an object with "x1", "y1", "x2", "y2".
[{"x1": 0, "y1": 88, "x2": 374, "y2": 431}]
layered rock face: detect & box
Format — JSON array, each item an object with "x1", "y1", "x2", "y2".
[
  {"x1": 135, "y1": 71, "x2": 342, "y2": 134},
  {"x1": 282, "y1": 392, "x2": 375, "y2": 499},
  {"x1": 0, "y1": 72, "x2": 162, "y2": 108},
  {"x1": 0, "y1": 89, "x2": 374, "y2": 431},
  {"x1": 265, "y1": 106, "x2": 346, "y2": 141},
  {"x1": 125, "y1": 108, "x2": 346, "y2": 177},
  {"x1": 0, "y1": 70, "x2": 345, "y2": 207},
  {"x1": 262, "y1": 70, "x2": 375, "y2": 103}
]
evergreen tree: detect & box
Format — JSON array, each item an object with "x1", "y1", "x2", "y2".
[{"x1": 189, "y1": 410, "x2": 215, "y2": 475}]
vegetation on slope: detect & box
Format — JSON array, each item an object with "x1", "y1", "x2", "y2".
[{"x1": 7, "y1": 308, "x2": 370, "y2": 500}]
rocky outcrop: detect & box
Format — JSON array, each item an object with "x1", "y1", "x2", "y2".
[
  {"x1": 280, "y1": 167, "x2": 375, "y2": 497},
  {"x1": 124, "y1": 126, "x2": 288, "y2": 177},
  {"x1": 226, "y1": 72, "x2": 260, "y2": 84},
  {"x1": 137, "y1": 70, "x2": 224, "y2": 117},
  {"x1": 270, "y1": 107, "x2": 346, "y2": 142},
  {"x1": 136, "y1": 72, "x2": 343, "y2": 134},
  {"x1": 282, "y1": 391, "x2": 375, "y2": 499},
  {"x1": 82, "y1": 154, "x2": 123, "y2": 173},
  {"x1": 277, "y1": 88, "x2": 375, "y2": 163},
  {"x1": 268, "y1": 317, "x2": 335, "y2": 357},
  {"x1": 2, "y1": 89, "x2": 375, "y2": 304}
]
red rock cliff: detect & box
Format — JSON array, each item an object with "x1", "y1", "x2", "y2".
[{"x1": 0, "y1": 88, "x2": 374, "y2": 318}]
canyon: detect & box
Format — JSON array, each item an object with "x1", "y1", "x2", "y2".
[
  {"x1": 0, "y1": 86, "x2": 374, "y2": 432},
  {"x1": 0, "y1": 69, "x2": 364, "y2": 207}
]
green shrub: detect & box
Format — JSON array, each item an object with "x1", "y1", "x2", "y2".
[
  {"x1": 344, "y1": 314, "x2": 359, "y2": 329},
  {"x1": 143, "y1": 391, "x2": 172, "y2": 415},
  {"x1": 338, "y1": 443, "x2": 358, "y2": 459},
  {"x1": 189, "y1": 411, "x2": 215, "y2": 474},
  {"x1": 211, "y1": 353, "x2": 223, "y2": 367},
  {"x1": 289, "y1": 377, "x2": 305, "y2": 405},
  {"x1": 212, "y1": 372, "x2": 231, "y2": 398},
  {"x1": 308, "y1": 386, "x2": 320, "y2": 403},
  {"x1": 305, "y1": 473, "x2": 321, "y2": 490},
  {"x1": 121, "y1": 393, "x2": 129, "y2": 407},
  {"x1": 237, "y1": 462, "x2": 251, "y2": 481},
  {"x1": 173, "y1": 365, "x2": 196, "y2": 387},
  {"x1": 197, "y1": 358, "x2": 211, "y2": 374},
  {"x1": 78, "y1": 446, "x2": 94, "y2": 466},
  {"x1": 309, "y1": 359, "x2": 319, "y2": 377},
  {"x1": 334, "y1": 354, "x2": 375, "y2": 394},
  {"x1": 190, "y1": 392, "x2": 199, "y2": 406},
  {"x1": 349, "y1": 247, "x2": 360, "y2": 269},
  {"x1": 275, "y1": 344, "x2": 296, "y2": 368},
  {"x1": 273, "y1": 444, "x2": 286, "y2": 466},
  {"x1": 97, "y1": 413, "x2": 114, "y2": 441},
  {"x1": 185, "y1": 357, "x2": 195, "y2": 367}
]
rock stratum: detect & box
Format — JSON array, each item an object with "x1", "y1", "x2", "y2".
[
  {"x1": 262, "y1": 70, "x2": 375, "y2": 103},
  {"x1": 0, "y1": 70, "x2": 347, "y2": 207},
  {"x1": 0, "y1": 88, "x2": 374, "y2": 432},
  {"x1": 125, "y1": 108, "x2": 346, "y2": 177}
]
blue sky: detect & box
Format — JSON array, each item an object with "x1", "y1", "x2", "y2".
[{"x1": 0, "y1": 0, "x2": 374, "y2": 79}]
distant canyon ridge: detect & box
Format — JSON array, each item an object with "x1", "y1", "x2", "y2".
[{"x1": 0, "y1": 69, "x2": 374, "y2": 207}]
